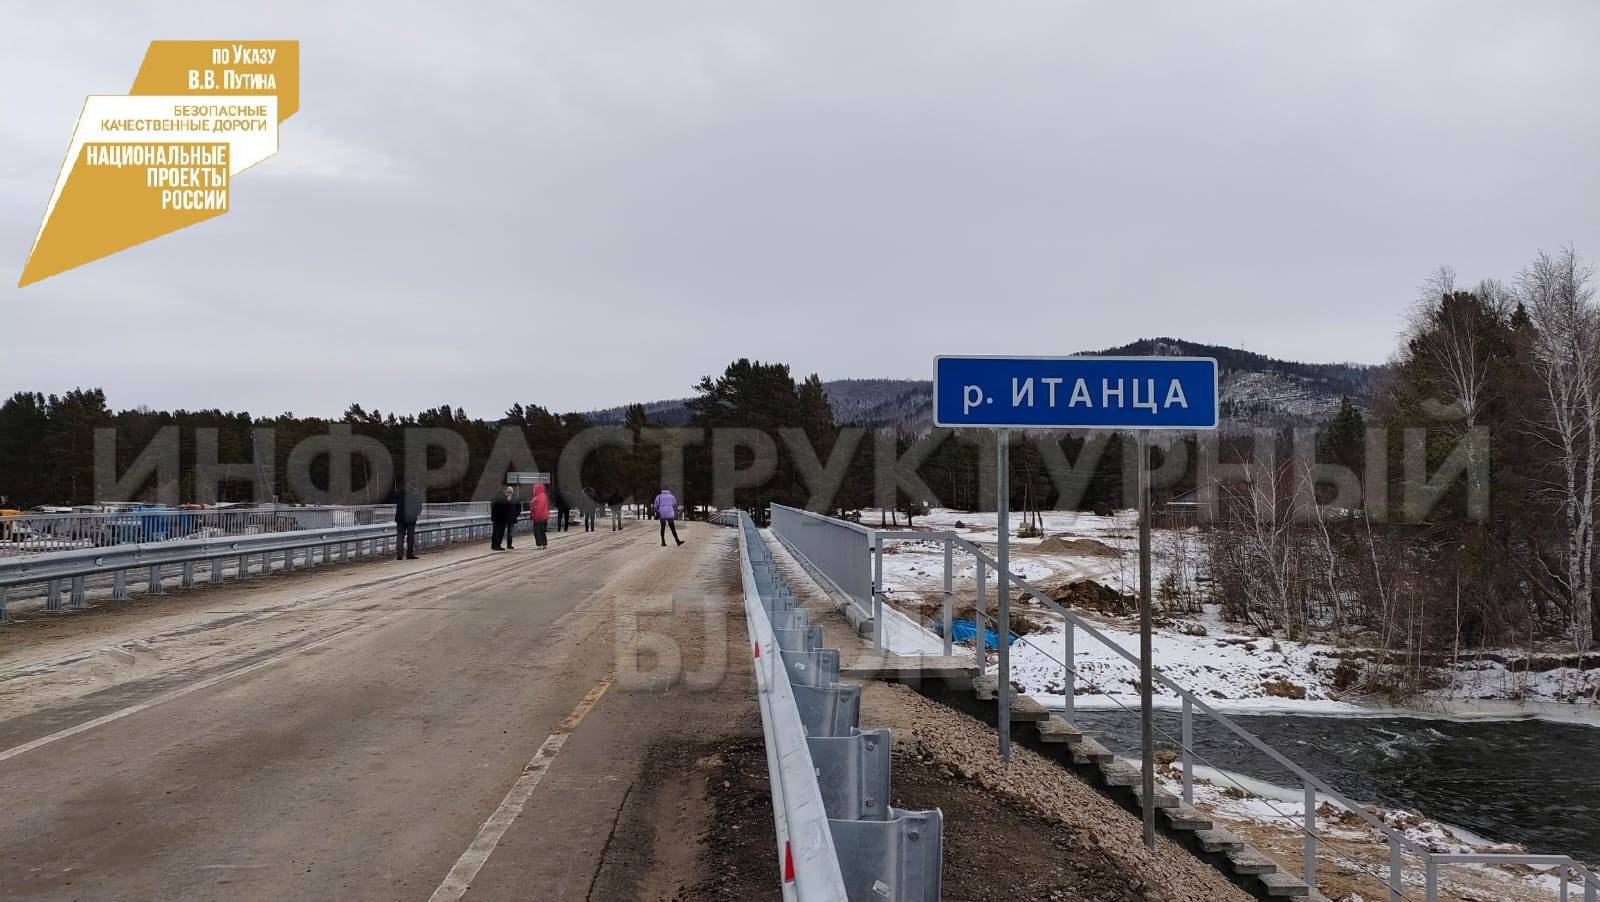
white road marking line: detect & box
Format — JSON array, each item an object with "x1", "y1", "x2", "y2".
[
  {"x1": 0, "y1": 610, "x2": 408, "y2": 764},
  {"x1": 428, "y1": 677, "x2": 613, "y2": 902}
]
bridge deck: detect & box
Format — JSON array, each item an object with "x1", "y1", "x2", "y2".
[{"x1": 0, "y1": 522, "x2": 748, "y2": 901}]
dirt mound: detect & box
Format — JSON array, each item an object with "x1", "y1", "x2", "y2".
[
  {"x1": 1035, "y1": 536, "x2": 1122, "y2": 557},
  {"x1": 1030, "y1": 578, "x2": 1134, "y2": 615}
]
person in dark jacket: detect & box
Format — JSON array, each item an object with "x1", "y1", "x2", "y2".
[
  {"x1": 554, "y1": 489, "x2": 572, "y2": 532},
  {"x1": 580, "y1": 486, "x2": 599, "y2": 532},
  {"x1": 490, "y1": 485, "x2": 519, "y2": 551},
  {"x1": 607, "y1": 489, "x2": 624, "y2": 530},
  {"x1": 507, "y1": 486, "x2": 520, "y2": 549},
  {"x1": 394, "y1": 482, "x2": 422, "y2": 560}
]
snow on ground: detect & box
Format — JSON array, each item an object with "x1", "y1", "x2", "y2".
[
  {"x1": 825, "y1": 513, "x2": 1588, "y2": 898},
  {"x1": 866, "y1": 543, "x2": 1583, "y2": 899},
  {"x1": 866, "y1": 507, "x2": 1600, "y2": 721},
  {"x1": 1174, "y1": 764, "x2": 1577, "y2": 902},
  {"x1": 873, "y1": 506, "x2": 1194, "y2": 598},
  {"x1": 879, "y1": 539, "x2": 1064, "y2": 592},
  {"x1": 871, "y1": 508, "x2": 1341, "y2": 712},
  {"x1": 899, "y1": 505, "x2": 1139, "y2": 533},
  {"x1": 869, "y1": 513, "x2": 1349, "y2": 711},
  {"x1": 878, "y1": 602, "x2": 948, "y2": 656},
  {"x1": 1438, "y1": 656, "x2": 1600, "y2": 707},
  {"x1": 1007, "y1": 616, "x2": 1357, "y2": 714}
]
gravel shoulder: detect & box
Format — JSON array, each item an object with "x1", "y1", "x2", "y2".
[{"x1": 862, "y1": 681, "x2": 1253, "y2": 902}]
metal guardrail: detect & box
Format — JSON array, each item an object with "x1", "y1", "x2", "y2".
[
  {"x1": 737, "y1": 512, "x2": 942, "y2": 901},
  {"x1": 769, "y1": 506, "x2": 876, "y2": 635},
  {"x1": 789, "y1": 514, "x2": 1597, "y2": 902},
  {"x1": 0, "y1": 502, "x2": 490, "y2": 559},
  {"x1": 0, "y1": 514, "x2": 497, "y2": 621}
]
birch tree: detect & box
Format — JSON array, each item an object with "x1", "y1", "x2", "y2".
[{"x1": 1522, "y1": 247, "x2": 1599, "y2": 654}]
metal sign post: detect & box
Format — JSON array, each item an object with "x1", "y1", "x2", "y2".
[
  {"x1": 932, "y1": 354, "x2": 1218, "y2": 847},
  {"x1": 1136, "y1": 429, "x2": 1155, "y2": 849},
  {"x1": 995, "y1": 430, "x2": 1011, "y2": 760}
]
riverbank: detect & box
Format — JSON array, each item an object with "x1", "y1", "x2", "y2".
[
  {"x1": 869, "y1": 507, "x2": 1600, "y2": 727},
  {"x1": 797, "y1": 514, "x2": 1597, "y2": 899}
]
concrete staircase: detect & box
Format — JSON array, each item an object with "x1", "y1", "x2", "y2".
[{"x1": 925, "y1": 673, "x2": 1332, "y2": 902}]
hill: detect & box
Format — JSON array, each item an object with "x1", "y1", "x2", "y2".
[{"x1": 582, "y1": 338, "x2": 1387, "y2": 431}]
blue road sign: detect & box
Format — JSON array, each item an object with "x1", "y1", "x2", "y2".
[{"x1": 933, "y1": 355, "x2": 1219, "y2": 429}]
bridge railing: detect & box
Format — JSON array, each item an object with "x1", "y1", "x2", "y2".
[
  {"x1": 0, "y1": 502, "x2": 491, "y2": 559},
  {"x1": 737, "y1": 512, "x2": 942, "y2": 901},
  {"x1": 801, "y1": 515, "x2": 1595, "y2": 902},
  {"x1": 0, "y1": 514, "x2": 497, "y2": 621},
  {"x1": 769, "y1": 505, "x2": 876, "y2": 633}
]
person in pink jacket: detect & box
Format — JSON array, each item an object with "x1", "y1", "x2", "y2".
[
  {"x1": 654, "y1": 488, "x2": 683, "y2": 547},
  {"x1": 529, "y1": 483, "x2": 551, "y2": 548}
]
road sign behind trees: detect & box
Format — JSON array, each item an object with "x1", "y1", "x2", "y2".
[{"x1": 933, "y1": 355, "x2": 1219, "y2": 430}]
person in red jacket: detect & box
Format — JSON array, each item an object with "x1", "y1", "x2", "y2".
[{"x1": 529, "y1": 483, "x2": 551, "y2": 548}]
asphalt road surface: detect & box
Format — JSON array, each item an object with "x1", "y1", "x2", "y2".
[{"x1": 0, "y1": 521, "x2": 754, "y2": 901}]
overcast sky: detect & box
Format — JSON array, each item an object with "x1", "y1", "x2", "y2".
[{"x1": 3, "y1": 2, "x2": 1597, "y2": 419}]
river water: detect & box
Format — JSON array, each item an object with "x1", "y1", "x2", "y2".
[{"x1": 1070, "y1": 709, "x2": 1600, "y2": 863}]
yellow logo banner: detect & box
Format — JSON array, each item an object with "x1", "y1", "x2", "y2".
[{"x1": 19, "y1": 41, "x2": 299, "y2": 287}]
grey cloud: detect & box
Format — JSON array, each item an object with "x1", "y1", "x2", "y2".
[{"x1": 2, "y1": 1, "x2": 1596, "y2": 417}]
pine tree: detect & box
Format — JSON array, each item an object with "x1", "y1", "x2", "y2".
[{"x1": 1321, "y1": 396, "x2": 1365, "y2": 473}]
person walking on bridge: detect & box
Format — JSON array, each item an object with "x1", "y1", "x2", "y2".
[
  {"x1": 529, "y1": 483, "x2": 550, "y2": 548},
  {"x1": 394, "y1": 481, "x2": 422, "y2": 560},
  {"x1": 607, "y1": 489, "x2": 624, "y2": 531},
  {"x1": 654, "y1": 487, "x2": 683, "y2": 547},
  {"x1": 490, "y1": 485, "x2": 518, "y2": 551},
  {"x1": 580, "y1": 486, "x2": 598, "y2": 532},
  {"x1": 554, "y1": 488, "x2": 572, "y2": 532}
]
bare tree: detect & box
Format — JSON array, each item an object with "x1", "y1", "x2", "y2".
[
  {"x1": 1405, "y1": 270, "x2": 1514, "y2": 484},
  {"x1": 1522, "y1": 247, "x2": 1599, "y2": 655},
  {"x1": 1409, "y1": 270, "x2": 1479, "y2": 423},
  {"x1": 1205, "y1": 457, "x2": 1319, "y2": 638}
]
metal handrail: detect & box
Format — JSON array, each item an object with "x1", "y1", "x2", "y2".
[
  {"x1": 940, "y1": 533, "x2": 1419, "y2": 846},
  {"x1": 965, "y1": 603, "x2": 1427, "y2": 898},
  {"x1": 0, "y1": 502, "x2": 491, "y2": 559},
  {"x1": 1425, "y1": 855, "x2": 1597, "y2": 902},
  {"x1": 0, "y1": 515, "x2": 495, "y2": 620},
  {"x1": 0, "y1": 515, "x2": 489, "y2": 590},
  {"x1": 865, "y1": 524, "x2": 1598, "y2": 901}
]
